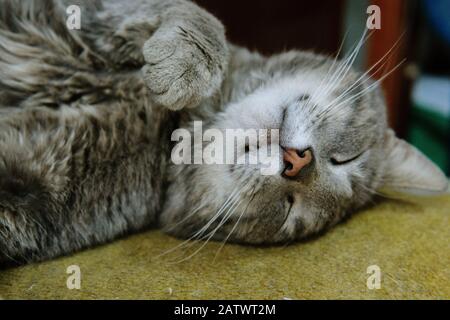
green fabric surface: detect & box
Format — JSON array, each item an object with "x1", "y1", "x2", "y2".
[{"x1": 1, "y1": 196, "x2": 449, "y2": 300}]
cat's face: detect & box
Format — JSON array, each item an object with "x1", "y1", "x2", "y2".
[{"x1": 160, "y1": 52, "x2": 448, "y2": 245}]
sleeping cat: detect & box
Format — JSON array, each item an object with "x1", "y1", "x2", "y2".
[{"x1": 0, "y1": 0, "x2": 447, "y2": 266}]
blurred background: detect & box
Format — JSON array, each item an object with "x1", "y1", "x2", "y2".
[{"x1": 194, "y1": 0, "x2": 450, "y2": 175}]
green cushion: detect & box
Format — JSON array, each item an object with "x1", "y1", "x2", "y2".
[{"x1": 1, "y1": 196, "x2": 449, "y2": 299}]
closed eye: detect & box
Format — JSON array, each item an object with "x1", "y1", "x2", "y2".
[{"x1": 330, "y1": 152, "x2": 364, "y2": 165}]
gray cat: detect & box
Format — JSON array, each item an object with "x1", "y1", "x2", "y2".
[{"x1": 0, "y1": 0, "x2": 447, "y2": 266}]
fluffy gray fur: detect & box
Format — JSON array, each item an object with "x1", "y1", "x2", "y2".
[{"x1": 0, "y1": 0, "x2": 447, "y2": 266}]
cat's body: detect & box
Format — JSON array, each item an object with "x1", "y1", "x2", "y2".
[{"x1": 0, "y1": 0, "x2": 447, "y2": 266}]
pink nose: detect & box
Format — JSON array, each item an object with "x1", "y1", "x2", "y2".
[{"x1": 283, "y1": 148, "x2": 313, "y2": 177}]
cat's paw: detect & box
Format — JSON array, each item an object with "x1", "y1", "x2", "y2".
[{"x1": 142, "y1": 25, "x2": 228, "y2": 110}]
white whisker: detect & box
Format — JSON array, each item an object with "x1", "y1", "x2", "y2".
[
  {"x1": 327, "y1": 58, "x2": 406, "y2": 113},
  {"x1": 172, "y1": 199, "x2": 244, "y2": 264},
  {"x1": 321, "y1": 31, "x2": 405, "y2": 113},
  {"x1": 156, "y1": 179, "x2": 248, "y2": 258},
  {"x1": 212, "y1": 189, "x2": 257, "y2": 262},
  {"x1": 305, "y1": 30, "x2": 350, "y2": 112},
  {"x1": 320, "y1": 29, "x2": 371, "y2": 100}
]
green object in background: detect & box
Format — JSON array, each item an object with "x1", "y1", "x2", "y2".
[
  {"x1": 409, "y1": 105, "x2": 448, "y2": 171},
  {"x1": 408, "y1": 75, "x2": 450, "y2": 175}
]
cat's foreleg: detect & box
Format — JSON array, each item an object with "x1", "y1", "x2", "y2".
[
  {"x1": 96, "y1": 0, "x2": 229, "y2": 110},
  {"x1": 141, "y1": 1, "x2": 229, "y2": 110}
]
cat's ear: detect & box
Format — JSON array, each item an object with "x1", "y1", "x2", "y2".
[{"x1": 378, "y1": 129, "x2": 449, "y2": 196}]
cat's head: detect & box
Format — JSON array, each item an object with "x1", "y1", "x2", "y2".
[{"x1": 160, "y1": 50, "x2": 448, "y2": 244}]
